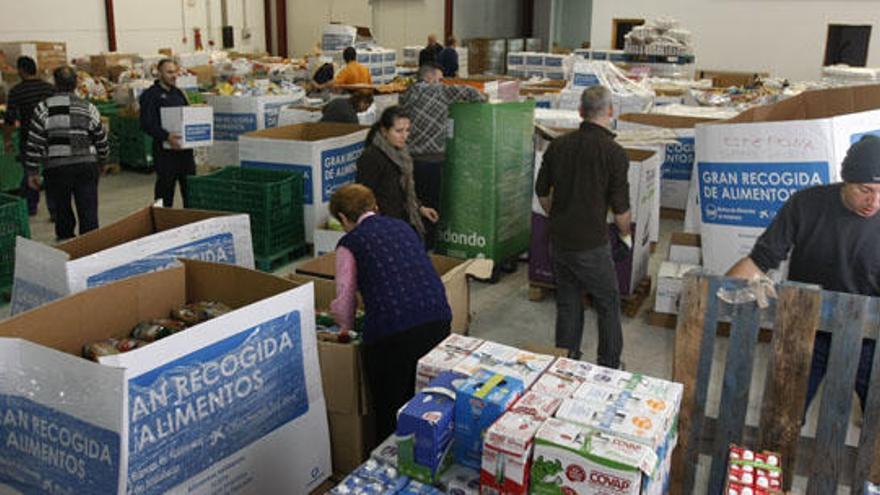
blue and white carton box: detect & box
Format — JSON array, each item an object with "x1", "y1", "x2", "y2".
[
  {"x1": 160, "y1": 105, "x2": 214, "y2": 149},
  {"x1": 0, "y1": 260, "x2": 332, "y2": 495},
  {"x1": 11, "y1": 206, "x2": 254, "y2": 314},
  {"x1": 238, "y1": 122, "x2": 369, "y2": 243},
  {"x1": 453, "y1": 369, "x2": 524, "y2": 469}
]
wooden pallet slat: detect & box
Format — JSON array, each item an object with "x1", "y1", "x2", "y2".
[
  {"x1": 707, "y1": 298, "x2": 761, "y2": 494},
  {"x1": 670, "y1": 276, "x2": 720, "y2": 495},
  {"x1": 807, "y1": 292, "x2": 870, "y2": 495},
  {"x1": 758, "y1": 284, "x2": 823, "y2": 493},
  {"x1": 853, "y1": 297, "x2": 880, "y2": 494}
]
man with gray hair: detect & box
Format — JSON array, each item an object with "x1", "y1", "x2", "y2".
[
  {"x1": 25, "y1": 66, "x2": 108, "y2": 240},
  {"x1": 535, "y1": 85, "x2": 631, "y2": 366}
]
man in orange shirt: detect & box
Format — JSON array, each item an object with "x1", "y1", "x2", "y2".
[{"x1": 335, "y1": 47, "x2": 372, "y2": 86}]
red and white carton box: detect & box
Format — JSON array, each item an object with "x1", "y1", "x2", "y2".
[
  {"x1": 531, "y1": 372, "x2": 581, "y2": 399},
  {"x1": 415, "y1": 334, "x2": 484, "y2": 391},
  {"x1": 480, "y1": 412, "x2": 544, "y2": 495},
  {"x1": 511, "y1": 391, "x2": 563, "y2": 420}
]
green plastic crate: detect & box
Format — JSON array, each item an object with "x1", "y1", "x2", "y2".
[
  {"x1": 186, "y1": 167, "x2": 306, "y2": 258},
  {"x1": 0, "y1": 193, "x2": 31, "y2": 291},
  {"x1": 0, "y1": 131, "x2": 22, "y2": 193},
  {"x1": 111, "y1": 114, "x2": 153, "y2": 169},
  {"x1": 436, "y1": 101, "x2": 535, "y2": 263}
]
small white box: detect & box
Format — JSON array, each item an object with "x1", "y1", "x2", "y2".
[
  {"x1": 313, "y1": 223, "x2": 346, "y2": 256},
  {"x1": 160, "y1": 105, "x2": 214, "y2": 148},
  {"x1": 669, "y1": 232, "x2": 702, "y2": 265},
  {"x1": 654, "y1": 261, "x2": 700, "y2": 315}
]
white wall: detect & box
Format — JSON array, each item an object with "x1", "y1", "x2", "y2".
[
  {"x1": 0, "y1": 0, "x2": 266, "y2": 61},
  {"x1": 287, "y1": 0, "x2": 372, "y2": 57},
  {"x1": 372, "y1": 0, "x2": 444, "y2": 53},
  {"x1": 454, "y1": 0, "x2": 523, "y2": 41},
  {"x1": 591, "y1": 0, "x2": 880, "y2": 81},
  {"x1": 533, "y1": 0, "x2": 553, "y2": 54},
  {"x1": 554, "y1": 0, "x2": 590, "y2": 50}
]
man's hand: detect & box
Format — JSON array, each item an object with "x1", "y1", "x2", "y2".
[
  {"x1": 169, "y1": 133, "x2": 183, "y2": 150},
  {"x1": 726, "y1": 257, "x2": 763, "y2": 280},
  {"x1": 419, "y1": 206, "x2": 440, "y2": 224},
  {"x1": 27, "y1": 175, "x2": 41, "y2": 191}
]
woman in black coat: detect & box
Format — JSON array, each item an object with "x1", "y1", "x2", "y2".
[{"x1": 355, "y1": 106, "x2": 439, "y2": 237}]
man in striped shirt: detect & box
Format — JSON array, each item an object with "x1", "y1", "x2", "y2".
[
  {"x1": 3, "y1": 56, "x2": 54, "y2": 215},
  {"x1": 25, "y1": 66, "x2": 108, "y2": 240}
]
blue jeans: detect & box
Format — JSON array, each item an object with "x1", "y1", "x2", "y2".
[
  {"x1": 552, "y1": 244, "x2": 623, "y2": 367},
  {"x1": 805, "y1": 331, "x2": 876, "y2": 414}
]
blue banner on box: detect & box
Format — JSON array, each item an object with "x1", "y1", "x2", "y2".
[
  {"x1": 263, "y1": 103, "x2": 291, "y2": 129},
  {"x1": 573, "y1": 73, "x2": 599, "y2": 88},
  {"x1": 86, "y1": 233, "x2": 237, "y2": 288},
  {"x1": 698, "y1": 161, "x2": 829, "y2": 227},
  {"x1": 321, "y1": 142, "x2": 365, "y2": 202},
  {"x1": 126, "y1": 310, "x2": 308, "y2": 494},
  {"x1": 0, "y1": 394, "x2": 121, "y2": 495},
  {"x1": 662, "y1": 137, "x2": 695, "y2": 181},
  {"x1": 214, "y1": 114, "x2": 257, "y2": 141},
  {"x1": 241, "y1": 160, "x2": 314, "y2": 205},
  {"x1": 185, "y1": 124, "x2": 213, "y2": 143}
]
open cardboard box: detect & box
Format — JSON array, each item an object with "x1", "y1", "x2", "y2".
[
  {"x1": 294, "y1": 252, "x2": 494, "y2": 335},
  {"x1": 11, "y1": 206, "x2": 254, "y2": 314},
  {"x1": 0, "y1": 260, "x2": 331, "y2": 494}
]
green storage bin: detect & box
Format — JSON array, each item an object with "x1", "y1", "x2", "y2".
[
  {"x1": 436, "y1": 101, "x2": 535, "y2": 263},
  {"x1": 112, "y1": 114, "x2": 153, "y2": 169},
  {"x1": 0, "y1": 193, "x2": 31, "y2": 291},
  {"x1": 0, "y1": 130, "x2": 22, "y2": 193},
  {"x1": 186, "y1": 167, "x2": 306, "y2": 259}
]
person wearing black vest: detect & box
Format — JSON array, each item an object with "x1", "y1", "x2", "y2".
[
  {"x1": 329, "y1": 184, "x2": 452, "y2": 443},
  {"x1": 139, "y1": 59, "x2": 195, "y2": 207}
]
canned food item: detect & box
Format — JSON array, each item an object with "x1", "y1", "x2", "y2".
[
  {"x1": 131, "y1": 319, "x2": 186, "y2": 342},
  {"x1": 172, "y1": 301, "x2": 233, "y2": 324},
  {"x1": 82, "y1": 337, "x2": 149, "y2": 361}
]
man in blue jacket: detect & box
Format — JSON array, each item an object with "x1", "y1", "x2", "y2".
[{"x1": 139, "y1": 59, "x2": 194, "y2": 207}]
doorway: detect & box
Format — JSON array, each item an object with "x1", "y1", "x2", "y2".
[
  {"x1": 612, "y1": 18, "x2": 644, "y2": 50},
  {"x1": 824, "y1": 24, "x2": 871, "y2": 66}
]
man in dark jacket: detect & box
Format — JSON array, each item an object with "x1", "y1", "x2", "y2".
[
  {"x1": 535, "y1": 85, "x2": 631, "y2": 367},
  {"x1": 25, "y1": 66, "x2": 108, "y2": 240},
  {"x1": 3, "y1": 56, "x2": 54, "y2": 216},
  {"x1": 437, "y1": 37, "x2": 460, "y2": 78},
  {"x1": 139, "y1": 58, "x2": 194, "y2": 207},
  {"x1": 418, "y1": 34, "x2": 444, "y2": 67}
]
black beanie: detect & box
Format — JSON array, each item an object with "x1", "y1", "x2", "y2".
[{"x1": 841, "y1": 135, "x2": 880, "y2": 183}]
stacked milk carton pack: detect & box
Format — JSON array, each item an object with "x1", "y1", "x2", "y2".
[
  {"x1": 332, "y1": 336, "x2": 683, "y2": 494},
  {"x1": 507, "y1": 52, "x2": 574, "y2": 81},
  {"x1": 356, "y1": 47, "x2": 399, "y2": 84}
]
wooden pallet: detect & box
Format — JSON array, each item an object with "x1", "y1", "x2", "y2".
[
  {"x1": 648, "y1": 310, "x2": 773, "y2": 343},
  {"x1": 255, "y1": 244, "x2": 307, "y2": 272},
  {"x1": 671, "y1": 274, "x2": 880, "y2": 494},
  {"x1": 527, "y1": 277, "x2": 652, "y2": 318}
]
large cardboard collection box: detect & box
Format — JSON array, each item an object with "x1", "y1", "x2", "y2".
[
  {"x1": 89, "y1": 52, "x2": 138, "y2": 77},
  {"x1": 0, "y1": 260, "x2": 332, "y2": 494},
  {"x1": 237, "y1": 123, "x2": 369, "y2": 243},
  {"x1": 204, "y1": 93, "x2": 305, "y2": 166},
  {"x1": 688, "y1": 85, "x2": 880, "y2": 274},
  {"x1": 467, "y1": 38, "x2": 507, "y2": 76},
  {"x1": 295, "y1": 251, "x2": 493, "y2": 335},
  {"x1": 160, "y1": 105, "x2": 214, "y2": 148},
  {"x1": 11, "y1": 207, "x2": 254, "y2": 314},
  {"x1": 0, "y1": 41, "x2": 66, "y2": 74}
]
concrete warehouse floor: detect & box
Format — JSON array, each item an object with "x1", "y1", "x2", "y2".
[{"x1": 16, "y1": 169, "x2": 865, "y2": 494}]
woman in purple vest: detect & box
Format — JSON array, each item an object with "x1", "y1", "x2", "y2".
[{"x1": 329, "y1": 183, "x2": 452, "y2": 443}]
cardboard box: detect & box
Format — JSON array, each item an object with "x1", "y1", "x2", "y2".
[
  {"x1": 313, "y1": 222, "x2": 346, "y2": 256},
  {"x1": 204, "y1": 93, "x2": 305, "y2": 167},
  {"x1": 654, "y1": 261, "x2": 700, "y2": 315},
  {"x1": 415, "y1": 334, "x2": 484, "y2": 391},
  {"x1": 189, "y1": 64, "x2": 215, "y2": 86},
  {"x1": 452, "y1": 341, "x2": 554, "y2": 388},
  {"x1": 545, "y1": 357, "x2": 597, "y2": 381},
  {"x1": 530, "y1": 372, "x2": 581, "y2": 399},
  {"x1": 237, "y1": 123, "x2": 369, "y2": 242},
  {"x1": 669, "y1": 232, "x2": 702, "y2": 265},
  {"x1": 577, "y1": 367, "x2": 683, "y2": 410},
  {"x1": 531, "y1": 419, "x2": 658, "y2": 495},
  {"x1": 0, "y1": 41, "x2": 67, "y2": 74},
  {"x1": 11, "y1": 207, "x2": 254, "y2": 314},
  {"x1": 0, "y1": 260, "x2": 331, "y2": 494},
  {"x1": 160, "y1": 105, "x2": 214, "y2": 148},
  {"x1": 693, "y1": 85, "x2": 880, "y2": 274},
  {"x1": 480, "y1": 411, "x2": 545, "y2": 495},
  {"x1": 294, "y1": 252, "x2": 493, "y2": 335},
  {"x1": 89, "y1": 52, "x2": 137, "y2": 77},
  {"x1": 555, "y1": 398, "x2": 670, "y2": 451},
  {"x1": 511, "y1": 390, "x2": 562, "y2": 420},
  {"x1": 453, "y1": 369, "x2": 524, "y2": 469}
]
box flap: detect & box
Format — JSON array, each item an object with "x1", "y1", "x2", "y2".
[
  {"x1": 243, "y1": 122, "x2": 369, "y2": 142},
  {"x1": 11, "y1": 237, "x2": 71, "y2": 313},
  {"x1": 726, "y1": 84, "x2": 880, "y2": 124},
  {"x1": 296, "y1": 253, "x2": 338, "y2": 280},
  {"x1": 670, "y1": 232, "x2": 701, "y2": 248},
  {"x1": 624, "y1": 148, "x2": 656, "y2": 162},
  {"x1": 618, "y1": 112, "x2": 720, "y2": 129}
]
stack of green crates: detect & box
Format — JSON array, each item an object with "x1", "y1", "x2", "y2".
[
  {"x1": 0, "y1": 193, "x2": 31, "y2": 293},
  {"x1": 0, "y1": 131, "x2": 22, "y2": 193},
  {"x1": 111, "y1": 114, "x2": 153, "y2": 170},
  {"x1": 92, "y1": 101, "x2": 121, "y2": 165},
  {"x1": 186, "y1": 167, "x2": 306, "y2": 270},
  {"x1": 436, "y1": 100, "x2": 535, "y2": 264}
]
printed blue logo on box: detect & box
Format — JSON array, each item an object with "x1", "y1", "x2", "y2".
[
  {"x1": 321, "y1": 142, "x2": 365, "y2": 202},
  {"x1": 184, "y1": 123, "x2": 213, "y2": 143},
  {"x1": 242, "y1": 161, "x2": 313, "y2": 205},
  {"x1": 0, "y1": 394, "x2": 121, "y2": 495},
  {"x1": 698, "y1": 161, "x2": 829, "y2": 227},
  {"x1": 264, "y1": 102, "x2": 294, "y2": 129},
  {"x1": 662, "y1": 137, "x2": 695, "y2": 181},
  {"x1": 214, "y1": 113, "x2": 257, "y2": 141},
  {"x1": 851, "y1": 130, "x2": 880, "y2": 144},
  {"x1": 86, "y1": 233, "x2": 236, "y2": 288},
  {"x1": 126, "y1": 310, "x2": 307, "y2": 495},
  {"x1": 573, "y1": 73, "x2": 600, "y2": 87}
]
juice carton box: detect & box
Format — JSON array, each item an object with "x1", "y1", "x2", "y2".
[
  {"x1": 572, "y1": 382, "x2": 679, "y2": 434},
  {"x1": 511, "y1": 390, "x2": 563, "y2": 420},
  {"x1": 545, "y1": 357, "x2": 598, "y2": 382},
  {"x1": 555, "y1": 399, "x2": 670, "y2": 452},
  {"x1": 480, "y1": 411, "x2": 545, "y2": 495},
  {"x1": 453, "y1": 369, "x2": 524, "y2": 469},
  {"x1": 531, "y1": 372, "x2": 582, "y2": 399},
  {"x1": 452, "y1": 341, "x2": 553, "y2": 387},
  {"x1": 415, "y1": 335, "x2": 484, "y2": 391}
]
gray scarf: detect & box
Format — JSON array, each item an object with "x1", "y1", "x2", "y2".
[{"x1": 372, "y1": 132, "x2": 425, "y2": 236}]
